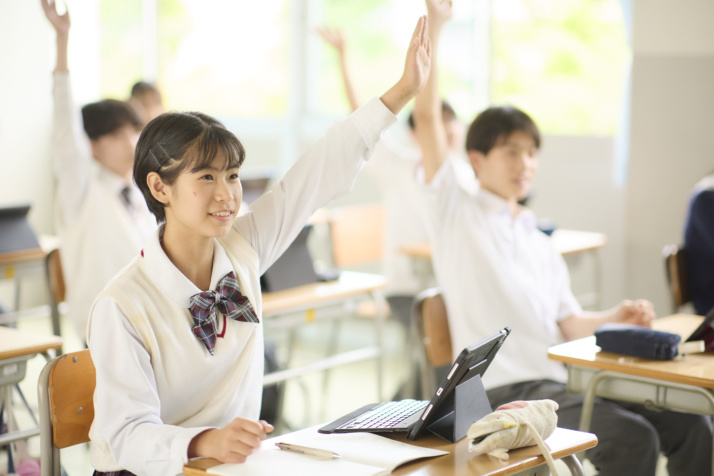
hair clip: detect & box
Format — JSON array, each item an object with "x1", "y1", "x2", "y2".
[{"x1": 148, "y1": 148, "x2": 163, "y2": 171}]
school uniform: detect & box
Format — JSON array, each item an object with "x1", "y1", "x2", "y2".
[
  {"x1": 684, "y1": 174, "x2": 714, "y2": 316},
  {"x1": 423, "y1": 159, "x2": 713, "y2": 476},
  {"x1": 87, "y1": 97, "x2": 396, "y2": 476},
  {"x1": 52, "y1": 72, "x2": 157, "y2": 338}
]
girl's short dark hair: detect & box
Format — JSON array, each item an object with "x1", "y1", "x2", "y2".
[
  {"x1": 465, "y1": 106, "x2": 541, "y2": 155},
  {"x1": 133, "y1": 111, "x2": 246, "y2": 223}
]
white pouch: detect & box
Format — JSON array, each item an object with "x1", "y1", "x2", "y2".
[{"x1": 467, "y1": 399, "x2": 560, "y2": 475}]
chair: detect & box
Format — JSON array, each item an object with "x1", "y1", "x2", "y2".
[
  {"x1": 663, "y1": 244, "x2": 691, "y2": 313},
  {"x1": 327, "y1": 203, "x2": 385, "y2": 270},
  {"x1": 38, "y1": 349, "x2": 95, "y2": 476},
  {"x1": 412, "y1": 287, "x2": 452, "y2": 399},
  {"x1": 44, "y1": 248, "x2": 64, "y2": 342}
]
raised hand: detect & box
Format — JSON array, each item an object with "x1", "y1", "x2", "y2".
[
  {"x1": 315, "y1": 26, "x2": 346, "y2": 54},
  {"x1": 401, "y1": 16, "x2": 432, "y2": 101},
  {"x1": 426, "y1": 0, "x2": 454, "y2": 28},
  {"x1": 41, "y1": 0, "x2": 70, "y2": 36}
]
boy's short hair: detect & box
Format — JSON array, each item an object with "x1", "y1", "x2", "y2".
[
  {"x1": 134, "y1": 111, "x2": 246, "y2": 223},
  {"x1": 466, "y1": 106, "x2": 541, "y2": 155},
  {"x1": 81, "y1": 99, "x2": 142, "y2": 140},
  {"x1": 408, "y1": 99, "x2": 457, "y2": 130}
]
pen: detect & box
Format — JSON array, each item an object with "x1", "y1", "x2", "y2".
[{"x1": 275, "y1": 442, "x2": 342, "y2": 459}]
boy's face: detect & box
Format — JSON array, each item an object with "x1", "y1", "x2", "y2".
[
  {"x1": 91, "y1": 124, "x2": 140, "y2": 180},
  {"x1": 468, "y1": 130, "x2": 538, "y2": 203},
  {"x1": 163, "y1": 153, "x2": 243, "y2": 242}
]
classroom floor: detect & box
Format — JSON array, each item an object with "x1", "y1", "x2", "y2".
[{"x1": 2, "y1": 308, "x2": 667, "y2": 476}]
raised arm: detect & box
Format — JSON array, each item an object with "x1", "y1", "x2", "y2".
[
  {"x1": 235, "y1": 16, "x2": 431, "y2": 274},
  {"x1": 380, "y1": 15, "x2": 432, "y2": 116},
  {"x1": 413, "y1": 0, "x2": 452, "y2": 183},
  {"x1": 41, "y1": 0, "x2": 92, "y2": 227},
  {"x1": 316, "y1": 26, "x2": 362, "y2": 112},
  {"x1": 41, "y1": 0, "x2": 70, "y2": 73}
]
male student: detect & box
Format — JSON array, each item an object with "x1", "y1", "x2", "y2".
[
  {"x1": 412, "y1": 1, "x2": 713, "y2": 475},
  {"x1": 42, "y1": 0, "x2": 157, "y2": 340}
]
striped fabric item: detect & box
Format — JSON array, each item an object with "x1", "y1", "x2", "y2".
[{"x1": 188, "y1": 271, "x2": 258, "y2": 355}]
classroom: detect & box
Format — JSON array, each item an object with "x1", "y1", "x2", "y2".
[{"x1": 1, "y1": 0, "x2": 713, "y2": 475}]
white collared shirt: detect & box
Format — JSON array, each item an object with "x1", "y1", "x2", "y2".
[
  {"x1": 87, "y1": 97, "x2": 396, "y2": 475},
  {"x1": 424, "y1": 159, "x2": 582, "y2": 390},
  {"x1": 52, "y1": 72, "x2": 157, "y2": 338}
]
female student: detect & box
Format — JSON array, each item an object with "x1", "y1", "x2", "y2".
[{"x1": 85, "y1": 16, "x2": 432, "y2": 476}]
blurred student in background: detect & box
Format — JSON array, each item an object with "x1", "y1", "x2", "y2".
[
  {"x1": 41, "y1": 0, "x2": 157, "y2": 341},
  {"x1": 128, "y1": 81, "x2": 165, "y2": 127}
]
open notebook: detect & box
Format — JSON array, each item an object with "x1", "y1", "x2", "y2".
[{"x1": 206, "y1": 426, "x2": 447, "y2": 476}]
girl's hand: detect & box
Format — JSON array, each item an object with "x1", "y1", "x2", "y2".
[
  {"x1": 401, "y1": 15, "x2": 432, "y2": 98},
  {"x1": 380, "y1": 16, "x2": 432, "y2": 115},
  {"x1": 189, "y1": 418, "x2": 274, "y2": 463},
  {"x1": 40, "y1": 0, "x2": 70, "y2": 36}
]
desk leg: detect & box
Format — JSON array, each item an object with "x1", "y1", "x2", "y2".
[
  {"x1": 561, "y1": 454, "x2": 586, "y2": 476},
  {"x1": 579, "y1": 370, "x2": 714, "y2": 476},
  {"x1": 371, "y1": 289, "x2": 386, "y2": 402},
  {"x1": 593, "y1": 249, "x2": 603, "y2": 310}
]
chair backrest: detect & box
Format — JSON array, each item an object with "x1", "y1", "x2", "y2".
[
  {"x1": 328, "y1": 204, "x2": 385, "y2": 269},
  {"x1": 45, "y1": 248, "x2": 65, "y2": 338},
  {"x1": 663, "y1": 244, "x2": 690, "y2": 313},
  {"x1": 413, "y1": 288, "x2": 453, "y2": 398},
  {"x1": 38, "y1": 349, "x2": 95, "y2": 476}
]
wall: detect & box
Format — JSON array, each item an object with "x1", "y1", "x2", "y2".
[{"x1": 624, "y1": 0, "x2": 714, "y2": 314}]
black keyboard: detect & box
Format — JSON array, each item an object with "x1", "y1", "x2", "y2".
[{"x1": 336, "y1": 400, "x2": 429, "y2": 430}]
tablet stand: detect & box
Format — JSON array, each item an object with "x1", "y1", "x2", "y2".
[{"x1": 426, "y1": 374, "x2": 492, "y2": 443}]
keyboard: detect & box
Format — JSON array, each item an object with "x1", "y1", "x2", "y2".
[{"x1": 336, "y1": 399, "x2": 429, "y2": 430}]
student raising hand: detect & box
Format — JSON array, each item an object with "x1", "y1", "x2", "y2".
[{"x1": 380, "y1": 16, "x2": 431, "y2": 116}]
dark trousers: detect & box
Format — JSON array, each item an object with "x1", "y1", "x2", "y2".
[{"x1": 487, "y1": 379, "x2": 713, "y2": 476}]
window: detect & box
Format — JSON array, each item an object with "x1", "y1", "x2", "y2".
[{"x1": 491, "y1": 0, "x2": 630, "y2": 135}]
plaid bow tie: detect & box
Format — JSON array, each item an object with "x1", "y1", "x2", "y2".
[{"x1": 188, "y1": 271, "x2": 258, "y2": 355}]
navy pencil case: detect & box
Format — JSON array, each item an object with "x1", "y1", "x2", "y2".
[{"x1": 594, "y1": 323, "x2": 681, "y2": 361}]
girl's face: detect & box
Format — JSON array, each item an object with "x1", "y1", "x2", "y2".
[{"x1": 164, "y1": 152, "x2": 243, "y2": 242}]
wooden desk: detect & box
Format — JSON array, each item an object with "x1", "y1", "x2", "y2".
[
  {"x1": 548, "y1": 314, "x2": 714, "y2": 474},
  {"x1": 399, "y1": 229, "x2": 607, "y2": 307},
  {"x1": 0, "y1": 327, "x2": 63, "y2": 450},
  {"x1": 183, "y1": 427, "x2": 597, "y2": 476},
  {"x1": 261, "y1": 271, "x2": 388, "y2": 400},
  {"x1": 0, "y1": 235, "x2": 62, "y2": 334}
]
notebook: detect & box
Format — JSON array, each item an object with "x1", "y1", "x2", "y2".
[
  {"x1": 0, "y1": 204, "x2": 40, "y2": 254},
  {"x1": 319, "y1": 327, "x2": 511, "y2": 441},
  {"x1": 206, "y1": 426, "x2": 448, "y2": 476},
  {"x1": 261, "y1": 224, "x2": 321, "y2": 292}
]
